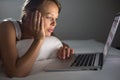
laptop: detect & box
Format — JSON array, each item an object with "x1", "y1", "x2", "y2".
[{"x1": 44, "y1": 13, "x2": 120, "y2": 71}]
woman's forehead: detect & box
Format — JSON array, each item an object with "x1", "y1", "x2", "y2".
[{"x1": 39, "y1": 1, "x2": 59, "y2": 16}]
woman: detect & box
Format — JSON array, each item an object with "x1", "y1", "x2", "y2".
[{"x1": 0, "y1": 0, "x2": 74, "y2": 78}]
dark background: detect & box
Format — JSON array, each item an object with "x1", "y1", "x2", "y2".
[{"x1": 0, "y1": 0, "x2": 120, "y2": 48}]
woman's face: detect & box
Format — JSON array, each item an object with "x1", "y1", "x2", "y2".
[{"x1": 40, "y1": 1, "x2": 59, "y2": 37}]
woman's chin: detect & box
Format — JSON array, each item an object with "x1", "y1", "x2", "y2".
[{"x1": 45, "y1": 34, "x2": 51, "y2": 37}]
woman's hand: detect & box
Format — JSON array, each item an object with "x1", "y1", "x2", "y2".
[
  {"x1": 57, "y1": 43, "x2": 74, "y2": 60},
  {"x1": 22, "y1": 10, "x2": 45, "y2": 40}
]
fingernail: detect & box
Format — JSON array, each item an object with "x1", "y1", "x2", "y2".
[
  {"x1": 67, "y1": 54, "x2": 69, "y2": 57},
  {"x1": 63, "y1": 56, "x2": 65, "y2": 60}
]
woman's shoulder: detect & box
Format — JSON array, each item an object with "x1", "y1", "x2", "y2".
[
  {"x1": 0, "y1": 20, "x2": 15, "y2": 32},
  {"x1": 0, "y1": 18, "x2": 22, "y2": 41},
  {"x1": 0, "y1": 19, "x2": 14, "y2": 26},
  {"x1": 0, "y1": 20, "x2": 17, "y2": 45}
]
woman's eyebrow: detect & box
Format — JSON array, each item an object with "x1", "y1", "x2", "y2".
[
  {"x1": 45, "y1": 12, "x2": 58, "y2": 19},
  {"x1": 45, "y1": 12, "x2": 53, "y2": 16}
]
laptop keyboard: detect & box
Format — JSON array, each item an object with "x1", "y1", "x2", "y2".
[{"x1": 71, "y1": 53, "x2": 103, "y2": 70}]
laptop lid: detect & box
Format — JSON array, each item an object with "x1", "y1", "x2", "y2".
[{"x1": 103, "y1": 14, "x2": 120, "y2": 57}]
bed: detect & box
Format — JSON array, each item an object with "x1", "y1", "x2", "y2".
[{"x1": 0, "y1": 39, "x2": 120, "y2": 80}]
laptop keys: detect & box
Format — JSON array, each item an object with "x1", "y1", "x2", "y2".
[
  {"x1": 71, "y1": 53, "x2": 102, "y2": 70},
  {"x1": 99, "y1": 53, "x2": 103, "y2": 69}
]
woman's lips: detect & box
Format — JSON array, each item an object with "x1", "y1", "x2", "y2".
[{"x1": 48, "y1": 29, "x2": 54, "y2": 33}]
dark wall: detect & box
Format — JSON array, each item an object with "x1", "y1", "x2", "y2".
[{"x1": 55, "y1": 0, "x2": 120, "y2": 48}]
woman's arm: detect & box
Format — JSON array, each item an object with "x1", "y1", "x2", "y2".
[
  {"x1": 0, "y1": 21, "x2": 44, "y2": 77},
  {"x1": 0, "y1": 11, "x2": 45, "y2": 78}
]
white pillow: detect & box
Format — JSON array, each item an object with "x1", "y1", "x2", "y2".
[
  {"x1": 36, "y1": 36, "x2": 63, "y2": 60},
  {"x1": 17, "y1": 36, "x2": 63, "y2": 61}
]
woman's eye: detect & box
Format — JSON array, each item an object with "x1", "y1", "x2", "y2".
[{"x1": 46, "y1": 16, "x2": 53, "y2": 20}]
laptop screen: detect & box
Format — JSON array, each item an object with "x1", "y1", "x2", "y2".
[{"x1": 103, "y1": 15, "x2": 120, "y2": 56}]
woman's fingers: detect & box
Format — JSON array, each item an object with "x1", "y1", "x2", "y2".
[
  {"x1": 36, "y1": 11, "x2": 41, "y2": 32},
  {"x1": 30, "y1": 12, "x2": 34, "y2": 31},
  {"x1": 41, "y1": 17, "x2": 45, "y2": 37},
  {"x1": 36, "y1": 11, "x2": 45, "y2": 39},
  {"x1": 71, "y1": 48, "x2": 74, "y2": 54},
  {"x1": 63, "y1": 47, "x2": 66, "y2": 59},
  {"x1": 33, "y1": 10, "x2": 40, "y2": 32},
  {"x1": 34, "y1": 10, "x2": 37, "y2": 31},
  {"x1": 66, "y1": 48, "x2": 71, "y2": 57},
  {"x1": 57, "y1": 47, "x2": 62, "y2": 59},
  {"x1": 29, "y1": 10, "x2": 45, "y2": 40},
  {"x1": 57, "y1": 46, "x2": 74, "y2": 60},
  {"x1": 66, "y1": 48, "x2": 74, "y2": 59},
  {"x1": 31, "y1": 10, "x2": 41, "y2": 32}
]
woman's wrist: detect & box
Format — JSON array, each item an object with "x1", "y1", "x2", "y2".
[{"x1": 34, "y1": 37, "x2": 45, "y2": 44}]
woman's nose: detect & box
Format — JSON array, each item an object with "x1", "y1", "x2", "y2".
[{"x1": 51, "y1": 20, "x2": 56, "y2": 27}]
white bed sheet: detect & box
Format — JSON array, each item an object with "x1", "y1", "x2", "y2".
[{"x1": 0, "y1": 39, "x2": 120, "y2": 80}]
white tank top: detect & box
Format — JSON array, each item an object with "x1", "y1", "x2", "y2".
[{"x1": 3, "y1": 18, "x2": 22, "y2": 40}]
